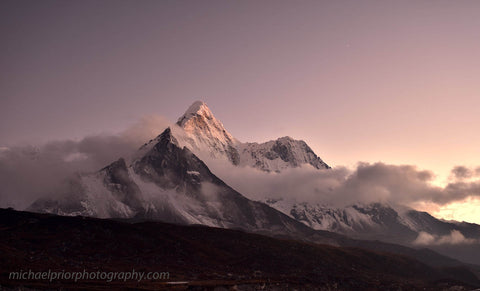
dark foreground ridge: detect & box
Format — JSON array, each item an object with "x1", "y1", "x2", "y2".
[{"x1": 1, "y1": 208, "x2": 479, "y2": 290}]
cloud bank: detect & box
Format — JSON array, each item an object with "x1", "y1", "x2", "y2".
[
  {"x1": 0, "y1": 115, "x2": 170, "y2": 209},
  {"x1": 206, "y1": 160, "x2": 480, "y2": 209}
]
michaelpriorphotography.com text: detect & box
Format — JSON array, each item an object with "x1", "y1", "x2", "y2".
[{"x1": 8, "y1": 269, "x2": 169, "y2": 283}]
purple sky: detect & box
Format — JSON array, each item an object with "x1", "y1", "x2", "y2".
[{"x1": 2, "y1": 1, "x2": 480, "y2": 194}]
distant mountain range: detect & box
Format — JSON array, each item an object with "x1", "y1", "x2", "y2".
[{"x1": 29, "y1": 101, "x2": 480, "y2": 265}]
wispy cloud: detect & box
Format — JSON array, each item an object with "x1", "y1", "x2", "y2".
[{"x1": 413, "y1": 230, "x2": 478, "y2": 245}]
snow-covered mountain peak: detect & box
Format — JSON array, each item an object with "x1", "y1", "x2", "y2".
[
  {"x1": 177, "y1": 100, "x2": 210, "y2": 126},
  {"x1": 174, "y1": 101, "x2": 240, "y2": 165},
  {"x1": 176, "y1": 101, "x2": 236, "y2": 143}
]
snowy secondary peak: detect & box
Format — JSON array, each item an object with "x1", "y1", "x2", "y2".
[
  {"x1": 237, "y1": 136, "x2": 330, "y2": 171},
  {"x1": 155, "y1": 127, "x2": 178, "y2": 147},
  {"x1": 142, "y1": 127, "x2": 185, "y2": 158},
  {"x1": 137, "y1": 127, "x2": 179, "y2": 155}
]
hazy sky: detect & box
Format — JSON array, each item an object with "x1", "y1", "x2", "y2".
[{"x1": 2, "y1": 1, "x2": 480, "y2": 221}]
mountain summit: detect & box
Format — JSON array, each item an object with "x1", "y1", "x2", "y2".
[{"x1": 176, "y1": 101, "x2": 240, "y2": 164}]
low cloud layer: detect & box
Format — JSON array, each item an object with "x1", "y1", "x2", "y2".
[
  {"x1": 413, "y1": 230, "x2": 478, "y2": 245},
  {"x1": 205, "y1": 159, "x2": 480, "y2": 209},
  {"x1": 0, "y1": 115, "x2": 170, "y2": 209}
]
